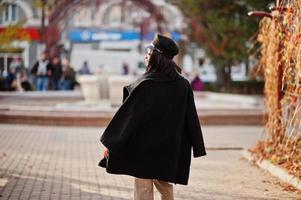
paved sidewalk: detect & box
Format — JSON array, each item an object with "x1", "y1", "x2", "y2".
[{"x1": 0, "y1": 124, "x2": 299, "y2": 200}]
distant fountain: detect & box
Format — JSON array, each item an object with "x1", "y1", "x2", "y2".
[
  {"x1": 56, "y1": 74, "x2": 134, "y2": 110},
  {"x1": 56, "y1": 74, "x2": 135, "y2": 111}
]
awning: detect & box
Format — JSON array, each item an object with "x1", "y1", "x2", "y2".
[{"x1": 0, "y1": 27, "x2": 41, "y2": 41}]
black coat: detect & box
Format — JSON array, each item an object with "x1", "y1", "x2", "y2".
[
  {"x1": 99, "y1": 72, "x2": 206, "y2": 185},
  {"x1": 50, "y1": 63, "x2": 63, "y2": 80}
]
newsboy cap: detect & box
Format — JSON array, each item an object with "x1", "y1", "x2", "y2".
[{"x1": 147, "y1": 34, "x2": 179, "y2": 60}]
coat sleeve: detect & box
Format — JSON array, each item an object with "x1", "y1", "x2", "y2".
[
  {"x1": 100, "y1": 81, "x2": 151, "y2": 155},
  {"x1": 31, "y1": 62, "x2": 38, "y2": 75},
  {"x1": 185, "y1": 84, "x2": 207, "y2": 157}
]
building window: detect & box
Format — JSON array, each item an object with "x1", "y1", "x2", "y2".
[
  {"x1": 4, "y1": 6, "x2": 10, "y2": 22},
  {"x1": 1, "y1": 4, "x2": 19, "y2": 24},
  {"x1": 11, "y1": 4, "x2": 17, "y2": 21},
  {"x1": 103, "y1": 5, "x2": 121, "y2": 26}
]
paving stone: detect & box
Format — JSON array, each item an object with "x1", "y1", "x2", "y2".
[{"x1": 0, "y1": 124, "x2": 299, "y2": 200}]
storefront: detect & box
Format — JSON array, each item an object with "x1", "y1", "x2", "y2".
[
  {"x1": 68, "y1": 28, "x2": 182, "y2": 42},
  {"x1": 68, "y1": 29, "x2": 182, "y2": 74},
  {"x1": 0, "y1": 27, "x2": 41, "y2": 75}
]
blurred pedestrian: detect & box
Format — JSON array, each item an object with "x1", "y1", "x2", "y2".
[
  {"x1": 31, "y1": 52, "x2": 52, "y2": 91},
  {"x1": 16, "y1": 68, "x2": 32, "y2": 91},
  {"x1": 191, "y1": 73, "x2": 204, "y2": 91},
  {"x1": 50, "y1": 57, "x2": 62, "y2": 90},
  {"x1": 59, "y1": 58, "x2": 76, "y2": 90},
  {"x1": 78, "y1": 60, "x2": 92, "y2": 75},
  {"x1": 99, "y1": 34, "x2": 206, "y2": 200},
  {"x1": 122, "y1": 62, "x2": 129, "y2": 75},
  {"x1": 4, "y1": 66, "x2": 17, "y2": 91},
  {"x1": 9, "y1": 55, "x2": 23, "y2": 73}
]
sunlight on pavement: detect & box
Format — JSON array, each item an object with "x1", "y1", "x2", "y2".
[
  {"x1": 71, "y1": 182, "x2": 135, "y2": 199},
  {"x1": 0, "y1": 178, "x2": 8, "y2": 187}
]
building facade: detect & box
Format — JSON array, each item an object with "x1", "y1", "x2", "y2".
[
  {"x1": 0, "y1": 0, "x2": 185, "y2": 75},
  {"x1": 65, "y1": 0, "x2": 185, "y2": 74},
  {"x1": 0, "y1": 0, "x2": 42, "y2": 74}
]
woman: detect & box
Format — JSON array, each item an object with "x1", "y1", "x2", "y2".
[{"x1": 99, "y1": 34, "x2": 206, "y2": 200}]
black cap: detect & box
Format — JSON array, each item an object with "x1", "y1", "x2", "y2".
[{"x1": 147, "y1": 34, "x2": 179, "y2": 60}]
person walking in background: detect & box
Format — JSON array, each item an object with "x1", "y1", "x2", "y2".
[
  {"x1": 59, "y1": 58, "x2": 76, "y2": 90},
  {"x1": 122, "y1": 62, "x2": 130, "y2": 75},
  {"x1": 99, "y1": 34, "x2": 206, "y2": 200},
  {"x1": 78, "y1": 60, "x2": 92, "y2": 75},
  {"x1": 190, "y1": 58, "x2": 204, "y2": 91},
  {"x1": 31, "y1": 53, "x2": 52, "y2": 91},
  {"x1": 50, "y1": 56, "x2": 62, "y2": 90},
  {"x1": 191, "y1": 72, "x2": 204, "y2": 91}
]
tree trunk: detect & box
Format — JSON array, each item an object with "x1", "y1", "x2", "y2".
[{"x1": 216, "y1": 65, "x2": 232, "y2": 92}]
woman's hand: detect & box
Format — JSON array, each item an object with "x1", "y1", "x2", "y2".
[{"x1": 103, "y1": 148, "x2": 109, "y2": 158}]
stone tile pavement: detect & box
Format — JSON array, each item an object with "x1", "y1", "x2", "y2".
[{"x1": 0, "y1": 124, "x2": 299, "y2": 200}]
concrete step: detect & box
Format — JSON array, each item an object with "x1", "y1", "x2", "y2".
[
  {"x1": 0, "y1": 91, "x2": 264, "y2": 126},
  {"x1": 0, "y1": 108, "x2": 264, "y2": 127}
]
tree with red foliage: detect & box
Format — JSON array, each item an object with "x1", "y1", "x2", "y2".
[{"x1": 171, "y1": 0, "x2": 271, "y2": 89}]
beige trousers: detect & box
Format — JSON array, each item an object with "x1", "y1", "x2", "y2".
[{"x1": 134, "y1": 178, "x2": 174, "y2": 200}]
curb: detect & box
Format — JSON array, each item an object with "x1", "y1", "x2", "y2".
[
  {"x1": 199, "y1": 91, "x2": 262, "y2": 105},
  {"x1": 207, "y1": 147, "x2": 243, "y2": 151},
  {"x1": 0, "y1": 108, "x2": 263, "y2": 127},
  {"x1": 0, "y1": 91, "x2": 83, "y2": 98},
  {"x1": 242, "y1": 149, "x2": 301, "y2": 191}
]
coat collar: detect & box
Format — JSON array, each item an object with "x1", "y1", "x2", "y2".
[
  {"x1": 142, "y1": 72, "x2": 184, "y2": 82},
  {"x1": 125, "y1": 72, "x2": 184, "y2": 94}
]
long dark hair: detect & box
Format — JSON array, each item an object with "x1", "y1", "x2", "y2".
[{"x1": 145, "y1": 50, "x2": 182, "y2": 77}]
